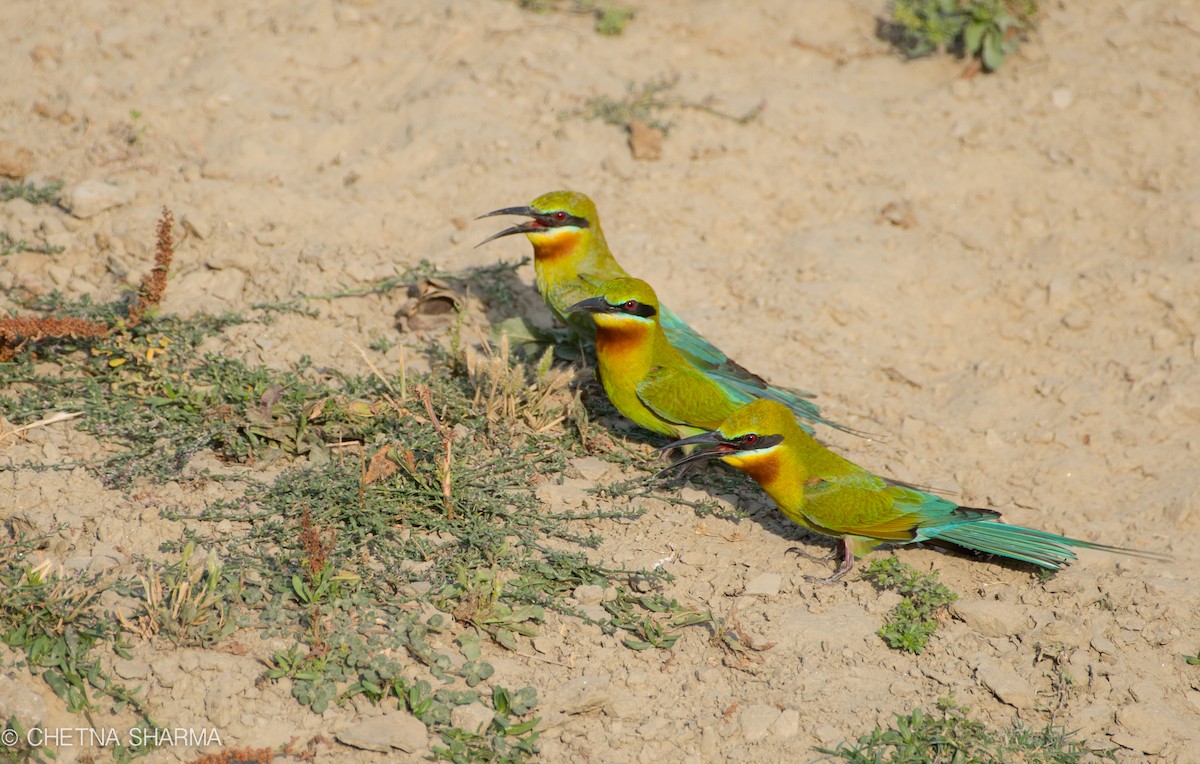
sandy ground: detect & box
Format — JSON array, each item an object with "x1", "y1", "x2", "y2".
[{"x1": 3, "y1": 0, "x2": 1200, "y2": 761}]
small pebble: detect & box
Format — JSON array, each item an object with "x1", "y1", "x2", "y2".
[
  {"x1": 743, "y1": 572, "x2": 782, "y2": 597},
  {"x1": 61, "y1": 179, "x2": 135, "y2": 219},
  {"x1": 738, "y1": 703, "x2": 780, "y2": 742},
  {"x1": 450, "y1": 703, "x2": 495, "y2": 734}
]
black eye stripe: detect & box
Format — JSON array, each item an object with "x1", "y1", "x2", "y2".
[
  {"x1": 536, "y1": 212, "x2": 590, "y2": 229},
  {"x1": 616, "y1": 301, "x2": 657, "y2": 318},
  {"x1": 732, "y1": 433, "x2": 782, "y2": 451}
]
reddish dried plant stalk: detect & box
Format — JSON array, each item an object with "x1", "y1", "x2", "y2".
[
  {"x1": 186, "y1": 747, "x2": 275, "y2": 764},
  {"x1": 0, "y1": 206, "x2": 175, "y2": 360},
  {"x1": 127, "y1": 206, "x2": 174, "y2": 327}
]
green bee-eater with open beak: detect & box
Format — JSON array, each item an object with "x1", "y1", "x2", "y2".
[
  {"x1": 564, "y1": 277, "x2": 743, "y2": 441},
  {"x1": 478, "y1": 190, "x2": 850, "y2": 436},
  {"x1": 664, "y1": 399, "x2": 1168, "y2": 580}
]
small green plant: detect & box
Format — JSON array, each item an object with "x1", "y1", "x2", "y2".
[
  {"x1": 0, "y1": 231, "x2": 65, "y2": 256},
  {"x1": 368, "y1": 333, "x2": 397, "y2": 353},
  {"x1": 593, "y1": 4, "x2": 635, "y2": 35},
  {"x1": 127, "y1": 109, "x2": 148, "y2": 143},
  {"x1": 455, "y1": 631, "x2": 495, "y2": 688},
  {"x1": 603, "y1": 590, "x2": 712, "y2": 650},
  {"x1": 465, "y1": 335, "x2": 573, "y2": 434},
  {"x1": 517, "y1": 0, "x2": 636, "y2": 36},
  {"x1": 1185, "y1": 649, "x2": 1200, "y2": 666},
  {"x1": 578, "y1": 76, "x2": 678, "y2": 134},
  {"x1": 440, "y1": 567, "x2": 545, "y2": 650},
  {"x1": 432, "y1": 684, "x2": 540, "y2": 763},
  {"x1": 884, "y1": 0, "x2": 1039, "y2": 72},
  {"x1": 292, "y1": 506, "x2": 363, "y2": 658},
  {"x1": 818, "y1": 696, "x2": 1115, "y2": 763},
  {"x1": 119, "y1": 541, "x2": 237, "y2": 646},
  {"x1": 0, "y1": 178, "x2": 63, "y2": 205},
  {"x1": 860, "y1": 556, "x2": 957, "y2": 654},
  {"x1": 1, "y1": 558, "x2": 112, "y2": 712},
  {"x1": 568, "y1": 75, "x2": 764, "y2": 136}
]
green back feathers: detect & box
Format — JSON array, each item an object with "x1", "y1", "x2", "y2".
[{"x1": 582, "y1": 278, "x2": 741, "y2": 438}]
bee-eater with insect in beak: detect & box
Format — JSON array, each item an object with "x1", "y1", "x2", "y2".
[
  {"x1": 565, "y1": 277, "x2": 744, "y2": 440},
  {"x1": 478, "y1": 190, "x2": 850, "y2": 436},
  {"x1": 664, "y1": 399, "x2": 1168, "y2": 581}
]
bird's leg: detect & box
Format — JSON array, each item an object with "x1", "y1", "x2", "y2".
[
  {"x1": 801, "y1": 539, "x2": 856, "y2": 583},
  {"x1": 828, "y1": 541, "x2": 857, "y2": 581}
]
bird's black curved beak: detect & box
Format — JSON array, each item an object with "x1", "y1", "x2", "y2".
[
  {"x1": 565, "y1": 296, "x2": 612, "y2": 315},
  {"x1": 652, "y1": 431, "x2": 731, "y2": 477},
  {"x1": 477, "y1": 206, "x2": 538, "y2": 221},
  {"x1": 657, "y1": 431, "x2": 724, "y2": 452},
  {"x1": 475, "y1": 206, "x2": 540, "y2": 248}
]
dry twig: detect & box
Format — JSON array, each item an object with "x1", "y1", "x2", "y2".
[{"x1": 417, "y1": 384, "x2": 455, "y2": 520}]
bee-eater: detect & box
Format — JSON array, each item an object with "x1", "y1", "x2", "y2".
[
  {"x1": 478, "y1": 190, "x2": 849, "y2": 435},
  {"x1": 565, "y1": 277, "x2": 750, "y2": 440},
  {"x1": 664, "y1": 399, "x2": 1167, "y2": 580}
]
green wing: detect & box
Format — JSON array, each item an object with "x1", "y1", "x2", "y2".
[
  {"x1": 543, "y1": 277, "x2": 604, "y2": 338},
  {"x1": 802, "y1": 465, "x2": 1166, "y2": 571},
  {"x1": 658, "y1": 303, "x2": 839, "y2": 435},
  {"x1": 802, "y1": 474, "x2": 966, "y2": 542},
  {"x1": 635, "y1": 364, "x2": 741, "y2": 432}
]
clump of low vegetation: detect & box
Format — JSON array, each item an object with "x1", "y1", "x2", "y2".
[
  {"x1": 0, "y1": 178, "x2": 63, "y2": 205},
  {"x1": 564, "y1": 75, "x2": 763, "y2": 160},
  {"x1": 516, "y1": 0, "x2": 636, "y2": 36},
  {"x1": 569, "y1": 74, "x2": 764, "y2": 136},
  {"x1": 0, "y1": 230, "x2": 64, "y2": 256},
  {"x1": 881, "y1": 0, "x2": 1039, "y2": 72},
  {"x1": 118, "y1": 541, "x2": 237, "y2": 647},
  {"x1": 860, "y1": 557, "x2": 957, "y2": 654},
  {"x1": 0, "y1": 537, "x2": 160, "y2": 760},
  {"x1": 0, "y1": 179, "x2": 65, "y2": 256},
  {"x1": 818, "y1": 696, "x2": 1116, "y2": 763}
]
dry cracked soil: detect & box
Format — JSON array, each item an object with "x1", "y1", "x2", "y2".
[{"x1": 2, "y1": 0, "x2": 1200, "y2": 762}]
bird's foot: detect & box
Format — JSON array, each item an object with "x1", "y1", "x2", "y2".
[
  {"x1": 802, "y1": 562, "x2": 854, "y2": 584},
  {"x1": 785, "y1": 545, "x2": 836, "y2": 562},
  {"x1": 795, "y1": 540, "x2": 855, "y2": 583},
  {"x1": 803, "y1": 571, "x2": 847, "y2": 584}
]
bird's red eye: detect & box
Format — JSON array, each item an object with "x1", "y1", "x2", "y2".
[
  {"x1": 743, "y1": 434, "x2": 758, "y2": 446},
  {"x1": 623, "y1": 300, "x2": 638, "y2": 311},
  {"x1": 553, "y1": 211, "x2": 567, "y2": 221}
]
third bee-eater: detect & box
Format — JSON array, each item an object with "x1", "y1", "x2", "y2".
[
  {"x1": 478, "y1": 190, "x2": 850, "y2": 435},
  {"x1": 565, "y1": 277, "x2": 740, "y2": 440},
  {"x1": 664, "y1": 399, "x2": 1167, "y2": 580}
]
